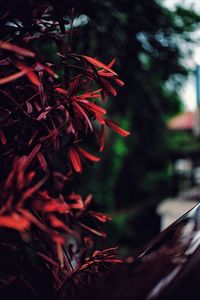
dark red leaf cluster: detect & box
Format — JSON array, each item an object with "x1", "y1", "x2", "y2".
[{"x1": 0, "y1": 1, "x2": 129, "y2": 298}]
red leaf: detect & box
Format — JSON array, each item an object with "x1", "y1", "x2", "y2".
[
  {"x1": 38, "y1": 79, "x2": 47, "y2": 106},
  {"x1": 78, "y1": 147, "x2": 100, "y2": 162},
  {"x1": 44, "y1": 66, "x2": 58, "y2": 79},
  {"x1": 0, "y1": 129, "x2": 6, "y2": 145},
  {"x1": 68, "y1": 147, "x2": 82, "y2": 173},
  {"x1": 16, "y1": 63, "x2": 41, "y2": 87},
  {"x1": 41, "y1": 200, "x2": 70, "y2": 214},
  {"x1": 115, "y1": 78, "x2": 124, "y2": 86},
  {"x1": 0, "y1": 70, "x2": 27, "y2": 85},
  {"x1": 21, "y1": 177, "x2": 46, "y2": 203},
  {"x1": 78, "y1": 222, "x2": 107, "y2": 237},
  {"x1": 105, "y1": 119, "x2": 130, "y2": 137},
  {"x1": 0, "y1": 213, "x2": 30, "y2": 231},
  {"x1": 77, "y1": 89, "x2": 102, "y2": 99},
  {"x1": 27, "y1": 70, "x2": 41, "y2": 86},
  {"x1": 82, "y1": 55, "x2": 117, "y2": 75},
  {"x1": 37, "y1": 152, "x2": 47, "y2": 170},
  {"x1": 101, "y1": 78, "x2": 117, "y2": 96},
  {"x1": 48, "y1": 215, "x2": 65, "y2": 228},
  {"x1": 68, "y1": 193, "x2": 84, "y2": 209},
  {"x1": 55, "y1": 87, "x2": 69, "y2": 96},
  {"x1": 103, "y1": 258, "x2": 123, "y2": 263},
  {"x1": 95, "y1": 113, "x2": 105, "y2": 125},
  {"x1": 26, "y1": 144, "x2": 41, "y2": 165},
  {"x1": 89, "y1": 211, "x2": 112, "y2": 223},
  {"x1": 99, "y1": 72, "x2": 124, "y2": 86},
  {"x1": 72, "y1": 101, "x2": 93, "y2": 131},
  {"x1": 98, "y1": 71, "x2": 116, "y2": 78},
  {"x1": 37, "y1": 109, "x2": 51, "y2": 121},
  {"x1": 0, "y1": 41, "x2": 35, "y2": 57},
  {"x1": 99, "y1": 125, "x2": 105, "y2": 152},
  {"x1": 107, "y1": 58, "x2": 116, "y2": 69},
  {"x1": 52, "y1": 234, "x2": 65, "y2": 244},
  {"x1": 84, "y1": 194, "x2": 92, "y2": 206},
  {"x1": 26, "y1": 102, "x2": 33, "y2": 113},
  {"x1": 77, "y1": 100, "x2": 106, "y2": 115},
  {"x1": 19, "y1": 209, "x2": 49, "y2": 233},
  {"x1": 56, "y1": 243, "x2": 64, "y2": 267},
  {"x1": 48, "y1": 215, "x2": 73, "y2": 234}
]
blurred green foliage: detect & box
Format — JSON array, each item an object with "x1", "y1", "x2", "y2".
[
  {"x1": 72, "y1": 0, "x2": 200, "y2": 251},
  {"x1": 167, "y1": 130, "x2": 200, "y2": 154}
]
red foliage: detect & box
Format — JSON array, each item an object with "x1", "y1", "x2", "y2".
[{"x1": 0, "y1": 1, "x2": 130, "y2": 298}]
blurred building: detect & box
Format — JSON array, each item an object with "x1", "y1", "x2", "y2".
[
  {"x1": 167, "y1": 111, "x2": 194, "y2": 131},
  {"x1": 158, "y1": 107, "x2": 200, "y2": 230}
]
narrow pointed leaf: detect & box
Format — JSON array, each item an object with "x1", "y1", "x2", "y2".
[
  {"x1": 0, "y1": 70, "x2": 27, "y2": 85},
  {"x1": 0, "y1": 41, "x2": 35, "y2": 57},
  {"x1": 82, "y1": 55, "x2": 117, "y2": 75},
  {"x1": 68, "y1": 147, "x2": 82, "y2": 173},
  {"x1": 105, "y1": 119, "x2": 130, "y2": 137},
  {"x1": 99, "y1": 125, "x2": 105, "y2": 152},
  {"x1": 78, "y1": 147, "x2": 100, "y2": 162}
]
